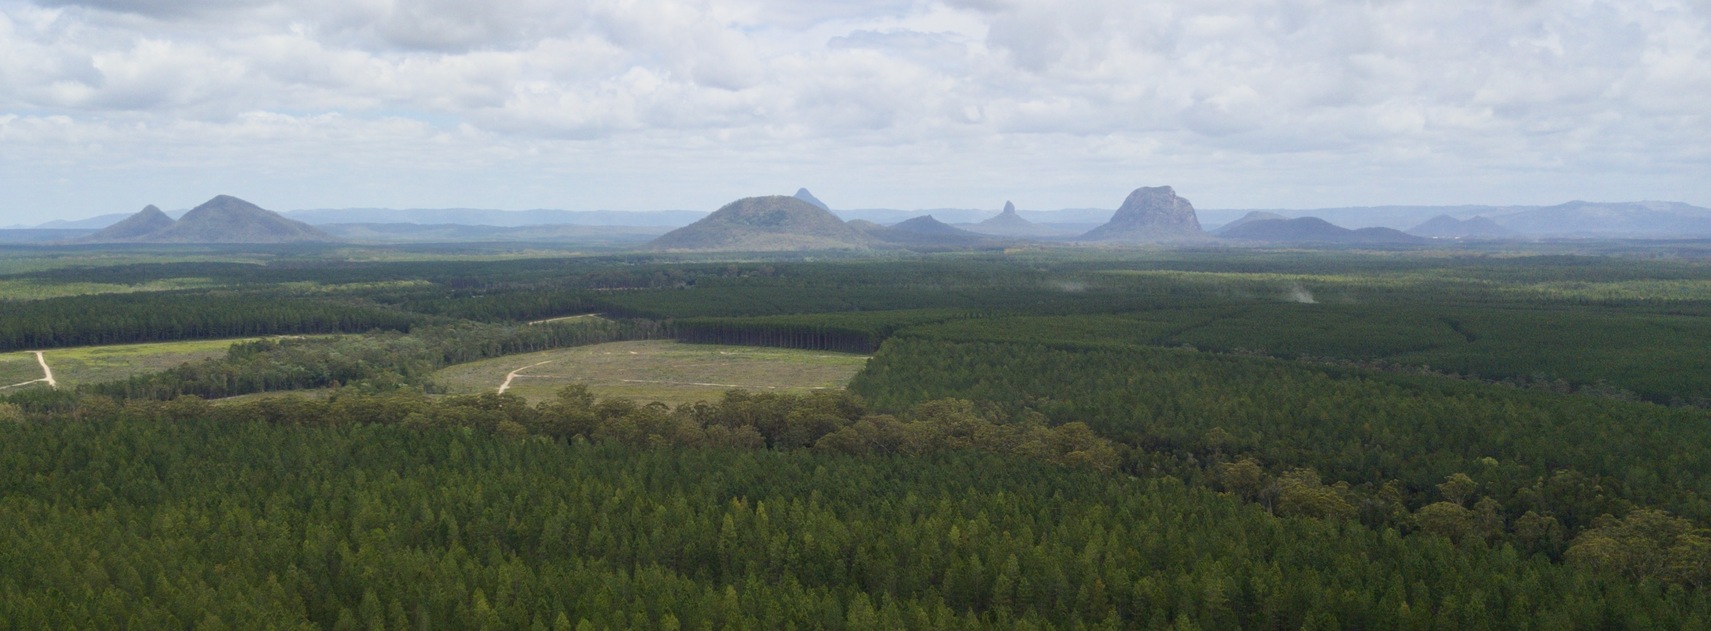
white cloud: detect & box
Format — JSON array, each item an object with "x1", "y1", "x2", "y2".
[{"x1": 1, "y1": 0, "x2": 1707, "y2": 223}]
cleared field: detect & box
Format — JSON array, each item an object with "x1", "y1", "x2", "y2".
[
  {"x1": 0, "y1": 352, "x2": 47, "y2": 390},
  {"x1": 29, "y1": 337, "x2": 340, "y2": 388},
  {"x1": 431, "y1": 340, "x2": 870, "y2": 406},
  {"x1": 0, "y1": 277, "x2": 218, "y2": 301},
  {"x1": 33, "y1": 339, "x2": 247, "y2": 388}
]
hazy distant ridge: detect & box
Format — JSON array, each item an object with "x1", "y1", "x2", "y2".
[
  {"x1": 13, "y1": 197, "x2": 1711, "y2": 242},
  {"x1": 283, "y1": 208, "x2": 707, "y2": 227}
]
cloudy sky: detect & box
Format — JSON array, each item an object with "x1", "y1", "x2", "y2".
[{"x1": 1, "y1": 0, "x2": 1707, "y2": 223}]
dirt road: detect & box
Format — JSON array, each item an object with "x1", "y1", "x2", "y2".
[{"x1": 498, "y1": 361, "x2": 553, "y2": 394}]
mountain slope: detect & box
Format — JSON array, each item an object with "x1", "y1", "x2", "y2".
[
  {"x1": 649, "y1": 196, "x2": 876, "y2": 251},
  {"x1": 860, "y1": 215, "x2": 994, "y2": 248},
  {"x1": 1080, "y1": 186, "x2": 1207, "y2": 242},
  {"x1": 964, "y1": 201, "x2": 1058, "y2": 238},
  {"x1": 793, "y1": 188, "x2": 831, "y2": 211},
  {"x1": 138, "y1": 196, "x2": 338, "y2": 243},
  {"x1": 80, "y1": 205, "x2": 177, "y2": 242},
  {"x1": 1221, "y1": 217, "x2": 1425, "y2": 244},
  {"x1": 1409, "y1": 215, "x2": 1513, "y2": 239},
  {"x1": 1493, "y1": 201, "x2": 1711, "y2": 238},
  {"x1": 283, "y1": 208, "x2": 706, "y2": 227},
  {"x1": 1212, "y1": 211, "x2": 1288, "y2": 235}
]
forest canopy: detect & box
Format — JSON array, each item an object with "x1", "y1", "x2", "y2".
[{"x1": 4, "y1": 246, "x2": 1711, "y2": 627}]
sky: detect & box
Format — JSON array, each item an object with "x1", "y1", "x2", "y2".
[{"x1": 1, "y1": 0, "x2": 1708, "y2": 223}]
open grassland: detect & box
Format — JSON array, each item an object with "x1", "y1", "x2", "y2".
[
  {"x1": 0, "y1": 277, "x2": 218, "y2": 301},
  {"x1": 431, "y1": 340, "x2": 869, "y2": 405},
  {"x1": 33, "y1": 337, "x2": 332, "y2": 388},
  {"x1": 0, "y1": 352, "x2": 46, "y2": 389},
  {"x1": 0, "y1": 253, "x2": 269, "y2": 276}
]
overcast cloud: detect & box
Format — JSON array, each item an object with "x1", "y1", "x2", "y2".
[{"x1": 1, "y1": 0, "x2": 1707, "y2": 222}]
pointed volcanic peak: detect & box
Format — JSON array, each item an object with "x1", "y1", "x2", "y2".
[
  {"x1": 1080, "y1": 186, "x2": 1207, "y2": 242},
  {"x1": 1408, "y1": 215, "x2": 1514, "y2": 240},
  {"x1": 649, "y1": 195, "x2": 876, "y2": 252},
  {"x1": 793, "y1": 188, "x2": 831, "y2": 211},
  {"x1": 964, "y1": 200, "x2": 1081, "y2": 239},
  {"x1": 974, "y1": 201, "x2": 1036, "y2": 232},
  {"x1": 80, "y1": 204, "x2": 176, "y2": 242},
  {"x1": 139, "y1": 195, "x2": 338, "y2": 243}
]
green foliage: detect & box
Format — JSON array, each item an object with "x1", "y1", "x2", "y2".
[
  {"x1": 0, "y1": 291, "x2": 420, "y2": 351},
  {"x1": 1568, "y1": 510, "x2": 1711, "y2": 586},
  {"x1": 9, "y1": 245, "x2": 1711, "y2": 623},
  {"x1": 852, "y1": 338, "x2": 1711, "y2": 534},
  {"x1": 2, "y1": 416, "x2": 1707, "y2": 629},
  {"x1": 674, "y1": 309, "x2": 970, "y2": 352}
]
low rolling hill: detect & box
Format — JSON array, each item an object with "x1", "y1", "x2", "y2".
[
  {"x1": 649, "y1": 196, "x2": 877, "y2": 252},
  {"x1": 77, "y1": 195, "x2": 338, "y2": 244}
]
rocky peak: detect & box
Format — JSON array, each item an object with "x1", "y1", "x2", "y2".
[
  {"x1": 793, "y1": 188, "x2": 830, "y2": 211},
  {"x1": 1080, "y1": 186, "x2": 1205, "y2": 241}
]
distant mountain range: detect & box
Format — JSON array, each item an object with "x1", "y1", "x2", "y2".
[
  {"x1": 1218, "y1": 217, "x2": 1426, "y2": 245},
  {"x1": 318, "y1": 223, "x2": 667, "y2": 244},
  {"x1": 1199, "y1": 201, "x2": 1711, "y2": 237},
  {"x1": 1407, "y1": 215, "x2": 1513, "y2": 240},
  {"x1": 10, "y1": 192, "x2": 1710, "y2": 246},
  {"x1": 80, "y1": 196, "x2": 338, "y2": 244},
  {"x1": 281, "y1": 207, "x2": 707, "y2": 228},
  {"x1": 855, "y1": 215, "x2": 998, "y2": 249}
]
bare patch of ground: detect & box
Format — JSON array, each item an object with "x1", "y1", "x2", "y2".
[{"x1": 432, "y1": 340, "x2": 869, "y2": 406}]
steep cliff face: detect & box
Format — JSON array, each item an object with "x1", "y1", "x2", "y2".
[{"x1": 1080, "y1": 186, "x2": 1206, "y2": 242}]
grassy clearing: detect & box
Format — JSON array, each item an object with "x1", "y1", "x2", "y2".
[
  {"x1": 32, "y1": 337, "x2": 332, "y2": 388},
  {"x1": 0, "y1": 352, "x2": 46, "y2": 389},
  {"x1": 274, "y1": 280, "x2": 435, "y2": 294},
  {"x1": 527, "y1": 314, "x2": 604, "y2": 325},
  {"x1": 0, "y1": 277, "x2": 218, "y2": 301},
  {"x1": 210, "y1": 389, "x2": 337, "y2": 405},
  {"x1": 431, "y1": 340, "x2": 870, "y2": 406},
  {"x1": 0, "y1": 253, "x2": 269, "y2": 276}
]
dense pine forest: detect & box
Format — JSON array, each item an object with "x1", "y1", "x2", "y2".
[{"x1": 4, "y1": 244, "x2": 1711, "y2": 628}]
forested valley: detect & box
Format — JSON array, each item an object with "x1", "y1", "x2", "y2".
[{"x1": 4, "y1": 245, "x2": 1711, "y2": 628}]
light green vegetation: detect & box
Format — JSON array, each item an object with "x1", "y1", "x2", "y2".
[
  {"x1": 0, "y1": 253, "x2": 267, "y2": 275},
  {"x1": 1513, "y1": 278, "x2": 1711, "y2": 302},
  {"x1": 0, "y1": 277, "x2": 217, "y2": 301},
  {"x1": 274, "y1": 279, "x2": 434, "y2": 294},
  {"x1": 37, "y1": 337, "x2": 328, "y2": 388},
  {"x1": 526, "y1": 313, "x2": 603, "y2": 325},
  {"x1": 334, "y1": 247, "x2": 600, "y2": 263},
  {"x1": 0, "y1": 352, "x2": 46, "y2": 389},
  {"x1": 1098, "y1": 266, "x2": 1711, "y2": 302},
  {"x1": 430, "y1": 339, "x2": 869, "y2": 405},
  {"x1": 210, "y1": 389, "x2": 336, "y2": 404}
]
